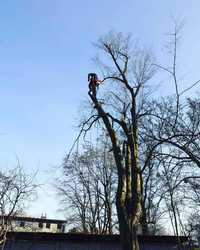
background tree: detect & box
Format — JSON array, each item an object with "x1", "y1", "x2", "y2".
[
  {"x1": 140, "y1": 152, "x2": 166, "y2": 235},
  {"x1": 140, "y1": 24, "x2": 200, "y2": 248},
  {"x1": 57, "y1": 137, "x2": 117, "y2": 234},
  {"x1": 0, "y1": 163, "x2": 37, "y2": 247}
]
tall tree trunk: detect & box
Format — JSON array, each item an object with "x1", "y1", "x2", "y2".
[
  {"x1": 116, "y1": 197, "x2": 140, "y2": 250},
  {"x1": 115, "y1": 143, "x2": 141, "y2": 250}
]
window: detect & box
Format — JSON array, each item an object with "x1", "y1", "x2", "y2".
[
  {"x1": 38, "y1": 222, "x2": 43, "y2": 228},
  {"x1": 20, "y1": 221, "x2": 25, "y2": 227},
  {"x1": 46, "y1": 223, "x2": 51, "y2": 229},
  {"x1": 57, "y1": 223, "x2": 62, "y2": 230}
]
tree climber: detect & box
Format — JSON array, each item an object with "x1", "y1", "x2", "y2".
[{"x1": 88, "y1": 73, "x2": 102, "y2": 96}]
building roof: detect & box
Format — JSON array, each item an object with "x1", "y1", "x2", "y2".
[
  {"x1": 6, "y1": 231, "x2": 188, "y2": 244},
  {"x1": 3, "y1": 215, "x2": 67, "y2": 224}
]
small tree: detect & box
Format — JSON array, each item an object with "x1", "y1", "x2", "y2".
[
  {"x1": 58, "y1": 139, "x2": 117, "y2": 234},
  {"x1": 0, "y1": 164, "x2": 37, "y2": 247}
]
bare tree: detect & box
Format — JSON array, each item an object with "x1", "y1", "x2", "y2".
[
  {"x1": 0, "y1": 164, "x2": 37, "y2": 247},
  {"x1": 159, "y1": 154, "x2": 187, "y2": 249},
  {"x1": 66, "y1": 23, "x2": 200, "y2": 249},
  {"x1": 140, "y1": 153, "x2": 166, "y2": 235},
  {"x1": 140, "y1": 23, "x2": 200, "y2": 249},
  {"x1": 57, "y1": 138, "x2": 117, "y2": 234},
  {"x1": 185, "y1": 212, "x2": 200, "y2": 247},
  {"x1": 85, "y1": 32, "x2": 156, "y2": 250}
]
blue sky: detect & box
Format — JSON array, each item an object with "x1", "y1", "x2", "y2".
[{"x1": 0, "y1": 0, "x2": 200, "y2": 219}]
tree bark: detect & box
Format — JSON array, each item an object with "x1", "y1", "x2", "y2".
[{"x1": 116, "y1": 194, "x2": 140, "y2": 250}]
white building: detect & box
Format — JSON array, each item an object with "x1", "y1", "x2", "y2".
[{"x1": 4, "y1": 215, "x2": 67, "y2": 233}]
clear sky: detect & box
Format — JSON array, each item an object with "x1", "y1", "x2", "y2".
[{"x1": 0, "y1": 0, "x2": 200, "y2": 219}]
